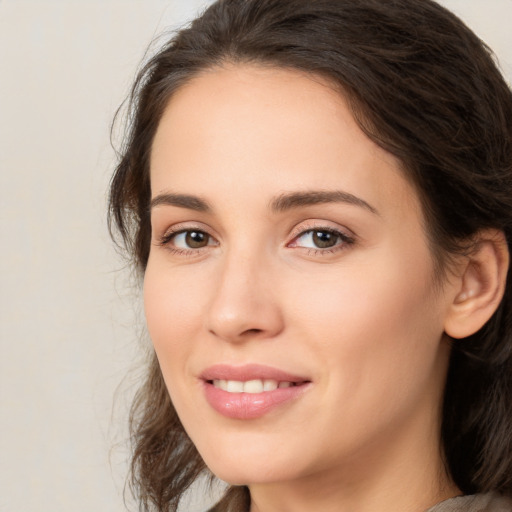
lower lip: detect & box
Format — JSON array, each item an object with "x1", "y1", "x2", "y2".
[{"x1": 203, "y1": 381, "x2": 310, "y2": 420}]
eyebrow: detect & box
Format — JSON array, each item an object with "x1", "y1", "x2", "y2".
[
  {"x1": 150, "y1": 193, "x2": 211, "y2": 212},
  {"x1": 149, "y1": 189, "x2": 378, "y2": 216},
  {"x1": 270, "y1": 190, "x2": 379, "y2": 215}
]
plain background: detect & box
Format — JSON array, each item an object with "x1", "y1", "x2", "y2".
[{"x1": 0, "y1": 1, "x2": 511, "y2": 511}]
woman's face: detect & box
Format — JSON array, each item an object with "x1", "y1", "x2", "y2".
[{"x1": 145, "y1": 65, "x2": 456, "y2": 488}]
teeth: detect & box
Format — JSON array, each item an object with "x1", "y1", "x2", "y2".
[
  {"x1": 226, "y1": 380, "x2": 244, "y2": 393},
  {"x1": 212, "y1": 379, "x2": 291, "y2": 393},
  {"x1": 212, "y1": 379, "x2": 228, "y2": 391},
  {"x1": 263, "y1": 379, "x2": 278, "y2": 391},
  {"x1": 244, "y1": 379, "x2": 264, "y2": 393}
]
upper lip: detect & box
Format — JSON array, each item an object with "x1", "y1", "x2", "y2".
[{"x1": 200, "y1": 363, "x2": 310, "y2": 383}]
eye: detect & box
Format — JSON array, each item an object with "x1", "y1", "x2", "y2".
[
  {"x1": 159, "y1": 229, "x2": 218, "y2": 251},
  {"x1": 174, "y1": 230, "x2": 211, "y2": 248},
  {"x1": 289, "y1": 228, "x2": 353, "y2": 250}
]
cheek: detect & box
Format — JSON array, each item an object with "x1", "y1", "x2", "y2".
[
  {"x1": 286, "y1": 248, "x2": 444, "y2": 399},
  {"x1": 291, "y1": 258, "x2": 437, "y2": 340},
  {"x1": 143, "y1": 262, "x2": 214, "y2": 431},
  {"x1": 143, "y1": 259, "x2": 207, "y2": 377}
]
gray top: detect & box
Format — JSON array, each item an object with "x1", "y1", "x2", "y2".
[
  {"x1": 426, "y1": 493, "x2": 512, "y2": 512},
  {"x1": 207, "y1": 492, "x2": 512, "y2": 511}
]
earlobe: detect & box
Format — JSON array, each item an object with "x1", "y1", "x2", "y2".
[{"x1": 444, "y1": 230, "x2": 509, "y2": 340}]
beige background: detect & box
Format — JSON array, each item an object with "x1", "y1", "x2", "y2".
[{"x1": 0, "y1": 1, "x2": 510, "y2": 511}]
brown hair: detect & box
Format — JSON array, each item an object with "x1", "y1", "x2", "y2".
[{"x1": 109, "y1": 0, "x2": 512, "y2": 510}]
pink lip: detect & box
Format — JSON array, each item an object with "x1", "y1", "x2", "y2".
[
  {"x1": 200, "y1": 364, "x2": 311, "y2": 420},
  {"x1": 200, "y1": 363, "x2": 309, "y2": 383}
]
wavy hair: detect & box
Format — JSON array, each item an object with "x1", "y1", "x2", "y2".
[{"x1": 109, "y1": 1, "x2": 512, "y2": 510}]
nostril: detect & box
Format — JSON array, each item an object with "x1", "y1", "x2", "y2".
[{"x1": 243, "y1": 328, "x2": 263, "y2": 336}]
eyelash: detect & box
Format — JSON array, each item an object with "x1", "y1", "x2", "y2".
[
  {"x1": 157, "y1": 226, "x2": 216, "y2": 257},
  {"x1": 288, "y1": 225, "x2": 355, "y2": 255},
  {"x1": 157, "y1": 224, "x2": 355, "y2": 257}
]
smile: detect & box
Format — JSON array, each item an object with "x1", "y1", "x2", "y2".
[
  {"x1": 211, "y1": 379, "x2": 297, "y2": 393},
  {"x1": 200, "y1": 364, "x2": 311, "y2": 419}
]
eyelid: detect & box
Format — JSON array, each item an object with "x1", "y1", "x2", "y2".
[
  {"x1": 156, "y1": 221, "x2": 219, "y2": 247},
  {"x1": 286, "y1": 220, "x2": 357, "y2": 256},
  {"x1": 157, "y1": 221, "x2": 213, "y2": 238},
  {"x1": 288, "y1": 220, "x2": 355, "y2": 242}
]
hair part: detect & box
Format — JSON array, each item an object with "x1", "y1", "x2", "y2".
[{"x1": 109, "y1": 0, "x2": 512, "y2": 510}]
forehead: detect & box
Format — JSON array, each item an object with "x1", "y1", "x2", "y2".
[{"x1": 150, "y1": 64, "x2": 421, "y2": 222}]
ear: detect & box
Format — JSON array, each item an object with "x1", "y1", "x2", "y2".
[{"x1": 444, "y1": 229, "x2": 509, "y2": 339}]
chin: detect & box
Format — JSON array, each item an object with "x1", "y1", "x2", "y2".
[
  {"x1": 206, "y1": 463, "x2": 288, "y2": 487},
  {"x1": 198, "y1": 442, "x2": 302, "y2": 486}
]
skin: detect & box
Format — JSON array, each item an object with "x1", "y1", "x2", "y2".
[{"x1": 145, "y1": 65, "x2": 463, "y2": 512}]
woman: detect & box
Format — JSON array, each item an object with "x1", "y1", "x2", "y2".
[{"x1": 109, "y1": 0, "x2": 512, "y2": 511}]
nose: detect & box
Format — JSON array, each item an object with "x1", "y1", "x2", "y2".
[{"x1": 205, "y1": 250, "x2": 284, "y2": 343}]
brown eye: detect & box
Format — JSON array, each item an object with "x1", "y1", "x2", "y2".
[
  {"x1": 163, "y1": 229, "x2": 216, "y2": 250},
  {"x1": 184, "y1": 230, "x2": 209, "y2": 248},
  {"x1": 312, "y1": 230, "x2": 338, "y2": 248},
  {"x1": 289, "y1": 227, "x2": 353, "y2": 252}
]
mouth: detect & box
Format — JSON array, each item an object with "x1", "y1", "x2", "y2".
[
  {"x1": 208, "y1": 378, "x2": 304, "y2": 393},
  {"x1": 200, "y1": 364, "x2": 311, "y2": 419}
]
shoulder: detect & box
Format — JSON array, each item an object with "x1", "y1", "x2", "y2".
[{"x1": 426, "y1": 492, "x2": 512, "y2": 512}]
